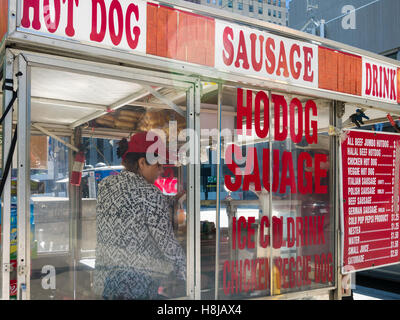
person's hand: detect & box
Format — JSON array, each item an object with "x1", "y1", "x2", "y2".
[
  {"x1": 176, "y1": 190, "x2": 186, "y2": 199},
  {"x1": 174, "y1": 190, "x2": 186, "y2": 204},
  {"x1": 169, "y1": 190, "x2": 186, "y2": 213}
]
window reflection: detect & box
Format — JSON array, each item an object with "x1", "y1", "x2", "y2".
[{"x1": 210, "y1": 87, "x2": 335, "y2": 299}]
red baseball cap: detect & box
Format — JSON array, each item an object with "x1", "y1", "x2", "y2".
[{"x1": 122, "y1": 131, "x2": 171, "y2": 164}]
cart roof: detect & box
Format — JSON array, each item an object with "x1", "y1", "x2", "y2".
[{"x1": 29, "y1": 67, "x2": 149, "y2": 126}]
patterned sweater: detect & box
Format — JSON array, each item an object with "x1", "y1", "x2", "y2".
[{"x1": 93, "y1": 170, "x2": 186, "y2": 299}]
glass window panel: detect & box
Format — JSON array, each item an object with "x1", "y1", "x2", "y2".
[
  {"x1": 216, "y1": 86, "x2": 272, "y2": 299},
  {"x1": 217, "y1": 86, "x2": 335, "y2": 299},
  {"x1": 28, "y1": 67, "x2": 190, "y2": 300},
  {"x1": 30, "y1": 134, "x2": 72, "y2": 299},
  {"x1": 270, "y1": 92, "x2": 334, "y2": 295},
  {"x1": 199, "y1": 82, "x2": 219, "y2": 299},
  {"x1": 90, "y1": 104, "x2": 189, "y2": 300}
]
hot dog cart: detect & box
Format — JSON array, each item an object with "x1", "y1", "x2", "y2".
[{"x1": 0, "y1": 0, "x2": 399, "y2": 300}]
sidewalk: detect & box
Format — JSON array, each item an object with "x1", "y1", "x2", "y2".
[{"x1": 353, "y1": 286, "x2": 400, "y2": 300}]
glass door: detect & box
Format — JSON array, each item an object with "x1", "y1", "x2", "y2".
[{"x1": 13, "y1": 51, "x2": 199, "y2": 300}]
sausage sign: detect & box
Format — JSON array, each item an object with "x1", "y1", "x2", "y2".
[
  {"x1": 224, "y1": 88, "x2": 327, "y2": 195},
  {"x1": 214, "y1": 20, "x2": 319, "y2": 88}
]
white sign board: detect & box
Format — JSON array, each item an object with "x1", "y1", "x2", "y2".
[
  {"x1": 362, "y1": 57, "x2": 398, "y2": 104},
  {"x1": 19, "y1": 0, "x2": 147, "y2": 53},
  {"x1": 214, "y1": 20, "x2": 319, "y2": 88}
]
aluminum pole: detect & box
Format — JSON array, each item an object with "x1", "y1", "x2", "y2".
[
  {"x1": 1, "y1": 49, "x2": 14, "y2": 300},
  {"x1": 214, "y1": 83, "x2": 222, "y2": 299},
  {"x1": 16, "y1": 54, "x2": 31, "y2": 300}
]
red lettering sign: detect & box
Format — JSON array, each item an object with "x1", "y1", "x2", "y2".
[
  {"x1": 216, "y1": 20, "x2": 318, "y2": 88},
  {"x1": 225, "y1": 145, "x2": 328, "y2": 194},
  {"x1": 223, "y1": 215, "x2": 333, "y2": 293},
  {"x1": 20, "y1": 0, "x2": 146, "y2": 53},
  {"x1": 236, "y1": 89, "x2": 318, "y2": 142},
  {"x1": 341, "y1": 130, "x2": 400, "y2": 273},
  {"x1": 21, "y1": 0, "x2": 79, "y2": 35},
  {"x1": 363, "y1": 57, "x2": 398, "y2": 104},
  {"x1": 398, "y1": 68, "x2": 400, "y2": 104},
  {"x1": 228, "y1": 89, "x2": 326, "y2": 194}
]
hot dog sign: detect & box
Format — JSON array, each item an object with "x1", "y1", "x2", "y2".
[{"x1": 19, "y1": 0, "x2": 147, "y2": 53}]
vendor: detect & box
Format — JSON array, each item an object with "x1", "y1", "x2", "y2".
[{"x1": 93, "y1": 131, "x2": 186, "y2": 300}]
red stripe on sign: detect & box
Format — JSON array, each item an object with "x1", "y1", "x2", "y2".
[
  {"x1": 356, "y1": 56, "x2": 362, "y2": 96},
  {"x1": 166, "y1": 9, "x2": 178, "y2": 60},
  {"x1": 318, "y1": 46, "x2": 362, "y2": 96},
  {"x1": 194, "y1": 16, "x2": 207, "y2": 66},
  {"x1": 319, "y1": 47, "x2": 338, "y2": 91},
  {"x1": 146, "y1": 3, "x2": 215, "y2": 67},
  {"x1": 177, "y1": 11, "x2": 188, "y2": 62},
  {"x1": 186, "y1": 13, "x2": 197, "y2": 63},
  {"x1": 318, "y1": 47, "x2": 326, "y2": 88},
  {"x1": 157, "y1": 6, "x2": 168, "y2": 58},
  {"x1": 344, "y1": 54, "x2": 352, "y2": 94},
  {"x1": 206, "y1": 18, "x2": 215, "y2": 67},
  {"x1": 0, "y1": 0, "x2": 8, "y2": 42},
  {"x1": 146, "y1": 4, "x2": 157, "y2": 55},
  {"x1": 354, "y1": 57, "x2": 359, "y2": 94},
  {"x1": 398, "y1": 68, "x2": 400, "y2": 104},
  {"x1": 337, "y1": 52, "x2": 345, "y2": 93}
]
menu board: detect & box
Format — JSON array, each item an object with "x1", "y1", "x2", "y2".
[{"x1": 341, "y1": 130, "x2": 400, "y2": 273}]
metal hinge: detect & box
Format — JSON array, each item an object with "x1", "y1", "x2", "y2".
[
  {"x1": 18, "y1": 265, "x2": 26, "y2": 276},
  {"x1": 3, "y1": 263, "x2": 12, "y2": 273}
]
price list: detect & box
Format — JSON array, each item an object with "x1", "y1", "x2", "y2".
[{"x1": 341, "y1": 130, "x2": 400, "y2": 272}]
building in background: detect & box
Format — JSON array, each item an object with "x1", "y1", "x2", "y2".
[
  {"x1": 83, "y1": 137, "x2": 120, "y2": 168},
  {"x1": 186, "y1": 0, "x2": 288, "y2": 25},
  {"x1": 288, "y1": 0, "x2": 400, "y2": 60}
]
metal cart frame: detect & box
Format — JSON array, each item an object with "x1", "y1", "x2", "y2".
[{"x1": 1, "y1": 0, "x2": 400, "y2": 300}]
